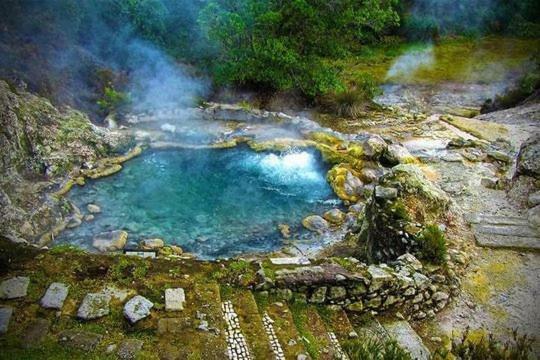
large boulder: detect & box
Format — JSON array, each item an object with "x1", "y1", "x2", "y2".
[
  {"x1": 327, "y1": 164, "x2": 364, "y2": 203},
  {"x1": 92, "y1": 230, "x2": 128, "y2": 252},
  {"x1": 516, "y1": 133, "x2": 540, "y2": 178},
  {"x1": 302, "y1": 215, "x2": 329, "y2": 234}
]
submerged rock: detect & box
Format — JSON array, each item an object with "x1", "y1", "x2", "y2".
[
  {"x1": 323, "y1": 209, "x2": 346, "y2": 224},
  {"x1": 139, "y1": 238, "x2": 164, "y2": 250},
  {"x1": 302, "y1": 215, "x2": 329, "y2": 234},
  {"x1": 92, "y1": 230, "x2": 128, "y2": 252},
  {"x1": 87, "y1": 204, "x2": 101, "y2": 214}
]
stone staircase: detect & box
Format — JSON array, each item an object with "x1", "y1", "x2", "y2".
[
  {"x1": 469, "y1": 213, "x2": 540, "y2": 250},
  {"x1": 1, "y1": 275, "x2": 431, "y2": 360}
]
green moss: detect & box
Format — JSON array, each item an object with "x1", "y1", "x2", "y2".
[
  {"x1": 326, "y1": 164, "x2": 363, "y2": 202},
  {"x1": 337, "y1": 36, "x2": 539, "y2": 86},
  {"x1": 289, "y1": 302, "x2": 322, "y2": 359}
]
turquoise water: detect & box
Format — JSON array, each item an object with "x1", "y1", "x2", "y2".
[{"x1": 57, "y1": 147, "x2": 338, "y2": 259}]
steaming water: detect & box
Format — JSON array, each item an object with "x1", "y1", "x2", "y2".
[{"x1": 56, "y1": 147, "x2": 338, "y2": 259}]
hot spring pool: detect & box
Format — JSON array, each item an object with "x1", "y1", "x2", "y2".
[{"x1": 56, "y1": 147, "x2": 339, "y2": 259}]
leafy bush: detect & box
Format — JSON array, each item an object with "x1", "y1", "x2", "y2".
[
  {"x1": 97, "y1": 86, "x2": 130, "y2": 113},
  {"x1": 320, "y1": 72, "x2": 381, "y2": 117},
  {"x1": 198, "y1": 0, "x2": 399, "y2": 98},
  {"x1": 415, "y1": 224, "x2": 447, "y2": 264},
  {"x1": 433, "y1": 328, "x2": 534, "y2": 360},
  {"x1": 343, "y1": 338, "x2": 411, "y2": 360}
]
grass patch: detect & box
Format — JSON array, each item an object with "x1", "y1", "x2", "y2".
[
  {"x1": 433, "y1": 328, "x2": 534, "y2": 360},
  {"x1": 343, "y1": 337, "x2": 412, "y2": 360},
  {"x1": 415, "y1": 224, "x2": 447, "y2": 265}
]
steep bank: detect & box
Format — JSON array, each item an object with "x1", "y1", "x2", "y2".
[{"x1": 0, "y1": 80, "x2": 127, "y2": 245}]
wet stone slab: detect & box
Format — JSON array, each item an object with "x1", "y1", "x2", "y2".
[{"x1": 383, "y1": 321, "x2": 430, "y2": 360}]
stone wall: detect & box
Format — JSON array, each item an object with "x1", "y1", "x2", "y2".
[{"x1": 259, "y1": 253, "x2": 457, "y2": 321}]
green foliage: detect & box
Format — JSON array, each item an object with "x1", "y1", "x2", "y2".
[
  {"x1": 343, "y1": 338, "x2": 412, "y2": 360},
  {"x1": 97, "y1": 86, "x2": 130, "y2": 113},
  {"x1": 199, "y1": 0, "x2": 399, "y2": 98},
  {"x1": 433, "y1": 328, "x2": 534, "y2": 360},
  {"x1": 108, "y1": 256, "x2": 149, "y2": 285},
  {"x1": 212, "y1": 260, "x2": 257, "y2": 287},
  {"x1": 415, "y1": 224, "x2": 447, "y2": 264}
]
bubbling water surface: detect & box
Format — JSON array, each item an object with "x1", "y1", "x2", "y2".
[{"x1": 56, "y1": 147, "x2": 338, "y2": 259}]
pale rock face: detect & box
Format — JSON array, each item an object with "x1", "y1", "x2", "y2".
[{"x1": 165, "y1": 288, "x2": 186, "y2": 311}]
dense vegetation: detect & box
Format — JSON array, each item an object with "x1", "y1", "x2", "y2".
[{"x1": 0, "y1": 0, "x2": 539, "y2": 114}]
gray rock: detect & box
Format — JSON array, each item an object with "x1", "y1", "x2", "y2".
[
  {"x1": 516, "y1": 133, "x2": 540, "y2": 178},
  {"x1": 270, "y1": 257, "x2": 310, "y2": 265},
  {"x1": 432, "y1": 291, "x2": 449, "y2": 302},
  {"x1": 412, "y1": 273, "x2": 430, "y2": 289},
  {"x1": 92, "y1": 230, "x2": 127, "y2": 252},
  {"x1": 368, "y1": 265, "x2": 393, "y2": 291},
  {"x1": 528, "y1": 205, "x2": 540, "y2": 230},
  {"x1": 528, "y1": 191, "x2": 540, "y2": 208},
  {"x1": 59, "y1": 330, "x2": 103, "y2": 351},
  {"x1": 87, "y1": 204, "x2": 101, "y2": 214},
  {"x1": 383, "y1": 321, "x2": 430, "y2": 360},
  {"x1": 302, "y1": 215, "x2": 329, "y2": 234},
  {"x1": 360, "y1": 168, "x2": 379, "y2": 183},
  {"x1": 487, "y1": 149, "x2": 511, "y2": 163},
  {"x1": 77, "y1": 293, "x2": 111, "y2": 320},
  {"x1": 329, "y1": 286, "x2": 347, "y2": 300},
  {"x1": 397, "y1": 253, "x2": 423, "y2": 271},
  {"x1": 323, "y1": 209, "x2": 346, "y2": 224},
  {"x1": 384, "y1": 144, "x2": 414, "y2": 165},
  {"x1": 165, "y1": 288, "x2": 185, "y2": 311},
  {"x1": 139, "y1": 238, "x2": 164, "y2": 250},
  {"x1": 0, "y1": 306, "x2": 13, "y2": 334},
  {"x1": 41, "y1": 282, "x2": 69, "y2": 309},
  {"x1": 124, "y1": 295, "x2": 153, "y2": 323},
  {"x1": 345, "y1": 171, "x2": 364, "y2": 196},
  {"x1": 117, "y1": 338, "x2": 144, "y2": 360},
  {"x1": 480, "y1": 177, "x2": 499, "y2": 189},
  {"x1": 374, "y1": 186, "x2": 398, "y2": 200},
  {"x1": 0, "y1": 276, "x2": 29, "y2": 299},
  {"x1": 349, "y1": 203, "x2": 365, "y2": 213},
  {"x1": 309, "y1": 287, "x2": 327, "y2": 304},
  {"x1": 22, "y1": 318, "x2": 50, "y2": 348}
]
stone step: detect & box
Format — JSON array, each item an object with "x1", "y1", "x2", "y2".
[
  {"x1": 257, "y1": 298, "x2": 308, "y2": 359},
  {"x1": 468, "y1": 213, "x2": 529, "y2": 226},
  {"x1": 474, "y1": 232, "x2": 540, "y2": 250},
  {"x1": 382, "y1": 321, "x2": 430, "y2": 360},
  {"x1": 289, "y1": 303, "x2": 336, "y2": 360},
  {"x1": 472, "y1": 224, "x2": 539, "y2": 238},
  {"x1": 222, "y1": 288, "x2": 274, "y2": 360},
  {"x1": 157, "y1": 281, "x2": 227, "y2": 359},
  {"x1": 347, "y1": 313, "x2": 388, "y2": 343}
]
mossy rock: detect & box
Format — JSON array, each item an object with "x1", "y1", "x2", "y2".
[
  {"x1": 327, "y1": 164, "x2": 364, "y2": 203},
  {"x1": 380, "y1": 164, "x2": 449, "y2": 222}
]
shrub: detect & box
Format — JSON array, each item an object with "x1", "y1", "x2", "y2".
[
  {"x1": 97, "y1": 86, "x2": 129, "y2": 114},
  {"x1": 319, "y1": 72, "x2": 381, "y2": 117},
  {"x1": 433, "y1": 328, "x2": 534, "y2": 360},
  {"x1": 343, "y1": 338, "x2": 411, "y2": 360},
  {"x1": 415, "y1": 224, "x2": 447, "y2": 264}
]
